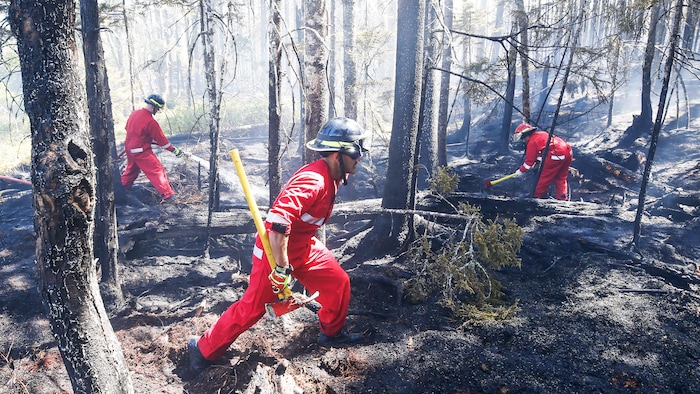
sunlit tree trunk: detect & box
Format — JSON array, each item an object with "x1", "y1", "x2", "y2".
[
  {"x1": 607, "y1": 35, "x2": 621, "y2": 127},
  {"x1": 682, "y1": 4, "x2": 696, "y2": 50},
  {"x1": 200, "y1": 0, "x2": 222, "y2": 257},
  {"x1": 9, "y1": 1, "x2": 133, "y2": 391},
  {"x1": 490, "y1": 2, "x2": 505, "y2": 62},
  {"x1": 296, "y1": 4, "x2": 306, "y2": 153},
  {"x1": 303, "y1": 0, "x2": 329, "y2": 164},
  {"x1": 437, "y1": 0, "x2": 453, "y2": 167},
  {"x1": 80, "y1": 0, "x2": 125, "y2": 307},
  {"x1": 343, "y1": 0, "x2": 358, "y2": 119},
  {"x1": 514, "y1": 0, "x2": 531, "y2": 120},
  {"x1": 328, "y1": 0, "x2": 337, "y2": 118},
  {"x1": 418, "y1": 2, "x2": 440, "y2": 189},
  {"x1": 121, "y1": 0, "x2": 135, "y2": 110}
]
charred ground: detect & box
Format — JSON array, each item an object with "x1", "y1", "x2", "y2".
[{"x1": 1, "y1": 120, "x2": 699, "y2": 393}]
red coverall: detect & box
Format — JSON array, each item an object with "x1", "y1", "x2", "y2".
[
  {"x1": 518, "y1": 131, "x2": 573, "y2": 200},
  {"x1": 197, "y1": 159, "x2": 351, "y2": 361},
  {"x1": 121, "y1": 108, "x2": 176, "y2": 199}
]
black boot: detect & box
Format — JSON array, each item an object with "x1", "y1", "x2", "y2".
[
  {"x1": 187, "y1": 336, "x2": 212, "y2": 373},
  {"x1": 317, "y1": 330, "x2": 366, "y2": 347}
]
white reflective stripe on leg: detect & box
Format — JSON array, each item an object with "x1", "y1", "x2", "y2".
[
  {"x1": 551, "y1": 155, "x2": 566, "y2": 161},
  {"x1": 253, "y1": 245, "x2": 264, "y2": 260},
  {"x1": 130, "y1": 148, "x2": 144, "y2": 153}
]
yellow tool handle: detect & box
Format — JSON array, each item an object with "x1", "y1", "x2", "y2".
[
  {"x1": 229, "y1": 149, "x2": 292, "y2": 299},
  {"x1": 490, "y1": 172, "x2": 517, "y2": 186}
]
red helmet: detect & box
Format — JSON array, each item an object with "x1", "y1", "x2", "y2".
[{"x1": 513, "y1": 123, "x2": 536, "y2": 142}]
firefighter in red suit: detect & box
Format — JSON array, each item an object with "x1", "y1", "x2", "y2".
[
  {"x1": 512, "y1": 122, "x2": 573, "y2": 200},
  {"x1": 121, "y1": 94, "x2": 184, "y2": 202},
  {"x1": 187, "y1": 117, "x2": 370, "y2": 374}
]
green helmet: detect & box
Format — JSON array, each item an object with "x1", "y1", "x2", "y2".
[
  {"x1": 306, "y1": 117, "x2": 369, "y2": 156},
  {"x1": 145, "y1": 94, "x2": 165, "y2": 109}
]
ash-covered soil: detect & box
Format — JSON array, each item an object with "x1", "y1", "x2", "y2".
[{"x1": 1, "y1": 121, "x2": 699, "y2": 393}]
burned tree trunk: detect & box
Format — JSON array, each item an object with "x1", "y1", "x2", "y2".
[
  {"x1": 342, "y1": 0, "x2": 358, "y2": 120},
  {"x1": 9, "y1": 1, "x2": 133, "y2": 392},
  {"x1": 633, "y1": 0, "x2": 685, "y2": 246},
  {"x1": 80, "y1": 0, "x2": 125, "y2": 307},
  {"x1": 368, "y1": 0, "x2": 426, "y2": 254},
  {"x1": 269, "y1": 0, "x2": 283, "y2": 201},
  {"x1": 303, "y1": 0, "x2": 329, "y2": 164}
]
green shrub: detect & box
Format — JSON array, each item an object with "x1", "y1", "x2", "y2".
[
  {"x1": 403, "y1": 201, "x2": 523, "y2": 323},
  {"x1": 428, "y1": 166, "x2": 460, "y2": 195}
]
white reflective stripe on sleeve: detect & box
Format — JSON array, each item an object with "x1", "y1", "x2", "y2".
[
  {"x1": 265, "y1": 212, "x2": 291, "y2": 225},
  {"x1": 161, "y1": 143, "x2": 172, "y2": 149},
  {"x1": 253, "y1": 245, "x2": 264, "y2": 260},
  {"x1": 551, "y1": 155, "x2": 566, "y2": 161},
  {"x1": 129, "y1": 148, "x2": 144, "y2": 153},
  {"x1": 523, "y1": 163, "x2": 532, "y2": 170},
  {"x1": 301, "y1": 212, "x2": 325, "y2": 226}
]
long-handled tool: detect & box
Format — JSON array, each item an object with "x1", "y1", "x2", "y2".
[
  {"x1": 118, "y1": 145, "x2": 210, "y2": 170},
  {"x1": 485, "y1": 172, "x2": 517, "y2": 189},
  {"x1": 183, "y1": 151, "x2": 210, "y2": 170},
  {"x1": 229, "y1": 149, "x2": 319, "y2": 319}
]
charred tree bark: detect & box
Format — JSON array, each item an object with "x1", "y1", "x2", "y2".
[
  {"x1": 80, "y1": 0, "x2": 125, "y2": 307},
  {"x1": 269, "y1": 0, "x2": 283, "y2": 201},
  {"x1": 342, "y1": 0, "x2": 358, "y2": 120},
  {"x1": 624, "y1": 0, "x2": 660, "y2": 144},
  {"x1": 638, "y1": 0, "x2": 661, "y2": 128},
  {"x1": 367, "y1": 0, "x2": 425, "y2": 255},
  {"x1": 633, "y1": 0, "x2": 684, "y2": 246},
  {"x1": 199, "y1": 0, "x2": 222, "y2": 257},
  {"x1": 303, "y1": 0, "x2": 329, "y2": 164},
  {"x1": 9, "y1": 1, "x2": 133, "y2": 392}
]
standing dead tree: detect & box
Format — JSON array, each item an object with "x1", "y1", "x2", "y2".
[
  {"x1": 80, "y1": 0, "x2": 125, "y2": 307},
  {"x1": 302, "y1": 0, "x2": 329, "y2": 164},
  {"x1": 633, "y1": 0, "x2": 685, "y2": 247},
  {"x1": 368, "y1": 0, "x2": 426, "y2": 254},
  {"x1": 8, "y1": 0, "x2": 133, "y2": 391},
  {"x1": 199, "y1": 0, "x2": 222, "y2": 257},
  {"x1": 269, "y1": 0, "x2": 283, "y2": 201}
]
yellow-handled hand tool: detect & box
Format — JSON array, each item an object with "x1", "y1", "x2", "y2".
[{"x1": 485, "y1": 172, "x2": 517, "y2": 189}]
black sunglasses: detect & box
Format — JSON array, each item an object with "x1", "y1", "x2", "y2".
[{"x1": 342, "y1": 141, "x2": 365, "y2": 160}]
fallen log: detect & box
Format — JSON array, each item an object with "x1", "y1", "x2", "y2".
[
  {"x1": 425, "y1": 192, "x2": 620, "y2": 219},
  {"x1": 117, "y1": 192, "x2": 623, "y2": 257},
  {"x1": 118, "y1": 208, "x2": 258, "y2": 255},
  {"x1": 571, "y1": 148, "x2": 640, "y2": 187}
]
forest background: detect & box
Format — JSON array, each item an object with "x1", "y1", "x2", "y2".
[{"x1": 1, "y1": 0, "x2": 699, "y2": 392}]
